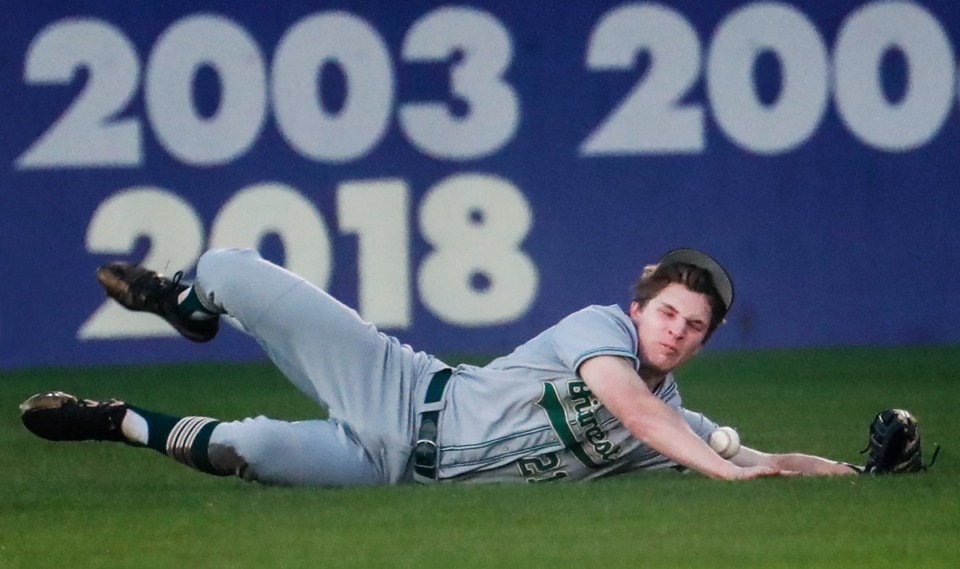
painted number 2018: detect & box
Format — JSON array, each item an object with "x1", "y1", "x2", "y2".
[{"x1": 78, "y1": 174, "x2": 538, "y2": 339}]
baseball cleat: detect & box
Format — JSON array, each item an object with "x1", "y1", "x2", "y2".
[
  {"x1": 20, "y1": 391, "x2": 129, "y2": 442},
  {"x1": 96, "y1": 262, "x2": 218, "y2": 342}
]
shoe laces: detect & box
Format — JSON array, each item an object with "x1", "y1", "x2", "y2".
[
  {"x1": 66, "y1": 398, "x2": 126, "y2": 439},
  {"x1": 132, "y1": 270, "x2": 184, "y2": 305}
]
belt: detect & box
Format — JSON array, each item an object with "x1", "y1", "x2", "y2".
[{"x1": 413, "y1": 368, "x2": 453, "y2": 483}]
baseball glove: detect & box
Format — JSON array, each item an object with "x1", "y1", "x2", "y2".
[{"x1": 858, "y1": 408, "x2": 940, "y2": 474}]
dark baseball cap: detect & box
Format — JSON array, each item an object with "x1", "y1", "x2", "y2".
[{"x1": 657, "y1": 248, "x2": 735, "y2": 315}]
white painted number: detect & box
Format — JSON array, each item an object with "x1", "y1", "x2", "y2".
[
  {"x1": 338, "y1": 180, "x2": 412, "y2": 328},
  {"x1": 19, "y1": 4, "x2": 960, "y2": 167},
  {"x1": 79, "y1": 188, "x2": 204, "y2": 339},
  {"x1": 418, "y1": 174, "x2": 537, "y2": 326},
  {"x1": 17, "y1": 19, "x2": 142, "y2": 168},
  {"x1": 834, "y1": 2, "x2": 954, "y2": 151},
  {"x1": 145, "y1": 15, "x2": 268, "y2": 166},
  {"x1": 582, "y1": 0, "x2": 959, "y2": 155},
  {"x1": 272, "y1": 13, "x2": 394, "y2": 162},
  {"x1": 707, "y1": 3, "x2": 828, "y2": 154},
  {"x1": 580, "y1": 3, "x2": 704, "y2": 155},
  {"x1": 18, "y1": 8, "x2": 517, "y2": 168},
  {"x1": 400, "y1": 6, "x2": 519, "y2": 160},
  {"x1": 78, "y1": 177, "x2": 538, "y2": 339},
  {"x1": 209, "y1": 183, "x2": 333, "y2": 290}
]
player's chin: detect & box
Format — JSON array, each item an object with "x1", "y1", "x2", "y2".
[{"x1": 645, "y1": 353, "x2": 684, "y2": 374}]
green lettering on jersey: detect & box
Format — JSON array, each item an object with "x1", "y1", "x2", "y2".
[
  {"x1": 537, "y1": 383, "x2": 606, "y2": 468},
  {"x1": 517, "y1": 452, "x2": 569, "y2": 482},
  {"x1": 569, "y1": 380, "x2": 620, "y2": 462}
]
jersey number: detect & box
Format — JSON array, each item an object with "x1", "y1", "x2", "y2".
[{"x1": 517, "y1": 452, "x2": 568, "y2": 483}]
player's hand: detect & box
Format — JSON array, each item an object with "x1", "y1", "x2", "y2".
[{"x1": 728, "y1": 465, "x2": 783, "y2": 480}]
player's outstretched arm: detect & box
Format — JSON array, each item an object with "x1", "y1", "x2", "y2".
[
  {"x1": 579, "y1": 355, "x2": 780, "y2": 480},
  {"x1": 729, "y1": 446, "x2": 856, "y2": 476}
]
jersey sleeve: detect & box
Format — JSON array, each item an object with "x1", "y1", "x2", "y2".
[
  {"x1": 552, "y1": 305, "x2": 639, "y2": 372},
  {"x1": 680, "y1": 408, "x2": 720, "y2": 441}
]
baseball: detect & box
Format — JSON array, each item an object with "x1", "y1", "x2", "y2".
[{"x1": 708, "y1": 426, "x2": 741, "y2": 459}]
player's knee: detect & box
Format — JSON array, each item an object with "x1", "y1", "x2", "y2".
[
  {"x1": 208, "y1": 442, "x2": 252, "y2": 480},
  {"x1": 197, "y1": 247, "x2": 261, "y2": 279},
  {"x1": 195, "y1": 248, "x2": 265, "y2": 311},
  {"x1": 210, "y1": 416, "x2": 292, "y2": 484}
]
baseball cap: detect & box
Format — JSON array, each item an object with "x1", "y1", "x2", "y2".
[{"x1": 657, "y1": 248, "x2": 735, "y2": 315}]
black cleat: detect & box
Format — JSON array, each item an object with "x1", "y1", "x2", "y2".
[
  {"x1": 96, "y1": 262, "x2": 218, "y2": 343},
  {"x1": 20, "y1": 391, "x2": 129, "y2": 442}
]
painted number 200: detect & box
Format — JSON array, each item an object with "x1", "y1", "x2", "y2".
[{"x1": 583, "y1": 1, "x2": 958, "y2": 154}]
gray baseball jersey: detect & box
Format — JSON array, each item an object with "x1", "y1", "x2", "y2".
[
  {"x1": 435, "y1": 305, "x2": 718, "y2": 482},
  {"x1": 191, "y1": 248, "x2": 720, "y2": 486}
]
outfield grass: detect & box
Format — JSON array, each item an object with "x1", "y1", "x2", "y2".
[{"x1": 1, "y1": 346, "x2": 958, "y2": 568}]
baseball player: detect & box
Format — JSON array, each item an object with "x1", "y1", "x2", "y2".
[{"x1": 20, "y1": 247, "x2": 856, "y2": 485}]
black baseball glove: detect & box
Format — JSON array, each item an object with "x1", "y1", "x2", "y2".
[{"x1": 856, "y1": 408, "x2": 940, "y2": 474}]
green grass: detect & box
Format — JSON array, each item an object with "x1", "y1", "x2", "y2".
[{"x1": 2, "y1": 346, "x2": 959, "y2": 568}]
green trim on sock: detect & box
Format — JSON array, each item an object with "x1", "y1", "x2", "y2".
[
  {"x1": 190, "y1": 421, "x2": 222, "y2": 475},
  {"x1": 129, "y1": 406, "x2": 227, "y2": 476},
  {"x1": 177, "y1": 286, "x2": 217, "y2": 317},
  {"x1": 131, "y1": 406, "x2": 181, "y2": 454}
]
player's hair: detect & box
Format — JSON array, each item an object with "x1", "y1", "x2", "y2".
[{"x1": 632, "y1": 262, "x2": 727, "y2": 342}]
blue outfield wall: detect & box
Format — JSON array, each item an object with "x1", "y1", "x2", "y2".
[{"x1": 2, "y1": 0, "x2": 960, "y2": 368}]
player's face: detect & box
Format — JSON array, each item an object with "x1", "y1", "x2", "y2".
[{"x1": 630, "y1": 283, "x2": 712, "y2": 374}]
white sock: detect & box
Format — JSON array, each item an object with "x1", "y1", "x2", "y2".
[{"x1": 120, "y1": 409, "x2": 149, "y2": 445}]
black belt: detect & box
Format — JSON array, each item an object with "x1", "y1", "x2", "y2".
[{"x1": 413, "y1": 368, "x2": 453, "y2": 482}]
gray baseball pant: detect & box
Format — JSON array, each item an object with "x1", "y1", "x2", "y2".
[{"x1": 192, "y1": 248, "x2": 447, "y2": 486}]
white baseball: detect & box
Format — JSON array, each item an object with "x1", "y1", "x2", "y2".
[{"x1": 708, "y1": 426, "x2": 741, "y2": 459}]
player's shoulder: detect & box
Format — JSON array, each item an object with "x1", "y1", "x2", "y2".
[
  {"x1": 555, "y1": 304, "x2": 637, "y2": 346},
  {"x1": 563, "y1": 304, "x2": 632, "y2": 327}
]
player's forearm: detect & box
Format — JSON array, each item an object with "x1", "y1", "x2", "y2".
[
  {"x1": 732, "y1": 447, "x2": 855, "y2": 476},
  {"x1": 581, "y1": 356, "x2": 741, "y2": 479},
  {"x1": 623, "y1": 399, "x2": 739, "y2": 479},
  {"x1": 770, "y1": 453, "x2": 856, "y2": 475}
]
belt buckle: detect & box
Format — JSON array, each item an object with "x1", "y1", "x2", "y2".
[
  {"x1": 414, "y1": 418, "x2": 439, "y2": 480},
  {"x1": 413, "y1": 369, "x2": 451, "y2": 483},
  {"x1": 414, "y1": 439, "x2": 438, "y2": 466}
]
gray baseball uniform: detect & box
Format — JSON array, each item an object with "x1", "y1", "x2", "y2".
[
  {"x1": 435, "y1": 305, "x2": 718, "y2": 482},
  {"x1": 193, "y1": 248, "x2": 719, "y2": 486}
]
